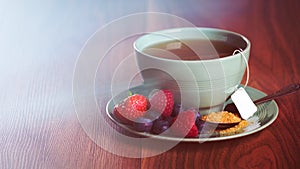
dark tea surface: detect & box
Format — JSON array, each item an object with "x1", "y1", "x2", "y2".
[{"x1": 142, "y1": 39, "x2": 239, "y2": 60}]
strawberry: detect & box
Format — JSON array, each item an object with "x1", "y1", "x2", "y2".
[
  {"x1": 171, "y1": 110, "x2": 197, "y2": 137},
  {"x1": 125, "y1": 94, "x2": 148, "y2": 112},
  {"x1": 113, "y1": 94, "x2": 148, "y2": 123},
  {"x1": 149, "y1": 89, "x2": 174, "y2": 117}
]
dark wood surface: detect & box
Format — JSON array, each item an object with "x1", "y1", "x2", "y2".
[{"x1": 0, "y1": 0, "x2": 299, "y2": 169}]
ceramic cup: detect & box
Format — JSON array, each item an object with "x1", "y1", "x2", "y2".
[{"x1": 134, "y1": 27, "x2": 250, "y2": 114}]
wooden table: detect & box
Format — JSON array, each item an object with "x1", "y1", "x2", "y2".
[{"x1": 1, "y1": 0, "x2": 299, "y2": 168}]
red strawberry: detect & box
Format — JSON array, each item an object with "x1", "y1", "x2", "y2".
[
  {"x1": 171, "y1": 110, "x2": 197, "y2": 137},
  {"x1": 149, "y1": 89, "x2": 174, "y2": 117},
  {"x1": 113, "y1": 94, "x2": 148, "y2": 123},
  {"x1": 125, "y1": 94, "x2": 148, "y2": 112}
]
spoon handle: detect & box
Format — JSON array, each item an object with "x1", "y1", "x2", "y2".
[{"x1": 253, "y1": 83, "x2": 300, "y2": 105}]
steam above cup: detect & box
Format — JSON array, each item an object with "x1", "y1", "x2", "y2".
[{"x1": 134, "y1": 27, "x2": 250, "y2": 114}]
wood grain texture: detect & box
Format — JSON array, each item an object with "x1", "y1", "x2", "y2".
[{"x1": 0, "y1": 0, "x2": 299, "y2": 169}]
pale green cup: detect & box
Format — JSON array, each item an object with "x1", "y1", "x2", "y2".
[{"x1": 134, "y1": 27, "x2": 250, "y2": 114}]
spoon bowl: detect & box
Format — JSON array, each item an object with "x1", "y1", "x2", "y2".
[{"x1": 202, "y1": 121, "x2": 240, "y2": 130}]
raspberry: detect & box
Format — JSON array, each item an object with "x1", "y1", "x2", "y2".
[
  {"x1": 186, "y1": 124, "x2": 199, "y2": 138},
  {"x1": 149, "y1": 89, "x2": 174, "y2": 117},
  {"x1": 171, "y1": 110, "x2": 197, "y2": 137}
]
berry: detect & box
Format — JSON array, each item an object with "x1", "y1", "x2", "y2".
[
  {"x1": 144, "y1": 109, "x2": 161, "y2": 121},
  {"x1": 195, "y1": 113, "x2": 205, "y2": 131},
  {"x1": 132, "y1": 117, "x2": 153, "y2": 132},
  {"x1": 172, "y1": 104, "x2": 184, "y2": 117},
  {"x1": 171, "y1": 110, "x2": 197, "y2": 137},
  {"x1": 114, "y1": 94, "x2": 148, "y2": 122},
  {"x1": 113, "y1": 102, "x2": 132, "y2": 124},
  {"x1": 165, "y1": 116, "x2": 175, "y2": 126},
  {"x1": 186, "y1": 124, "x2": 199, "y2": 138},
  {"x1": 125, "y1": 94, "x2": 148, "y2": 112},
  {"x1": 149, "y1": 89, "x2": 174, "y2": 117},
  {"x1": 151, "y1": 119, "x2": 170, "y2": 134}
]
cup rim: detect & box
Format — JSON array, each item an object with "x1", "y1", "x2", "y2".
[{"x1": 134, "y1": 27, "x2": 251, "y2": 63}]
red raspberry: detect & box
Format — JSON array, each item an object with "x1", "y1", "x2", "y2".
[
  {"x1": 149, "y1": 89, "x2": 174, "y2": 117},
  {"x1": 186, "y1": 124, "x2": 199, "y2": 138},
  {"x1": 171, "y1": 110, "x2": 198, "y2": 137}
]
